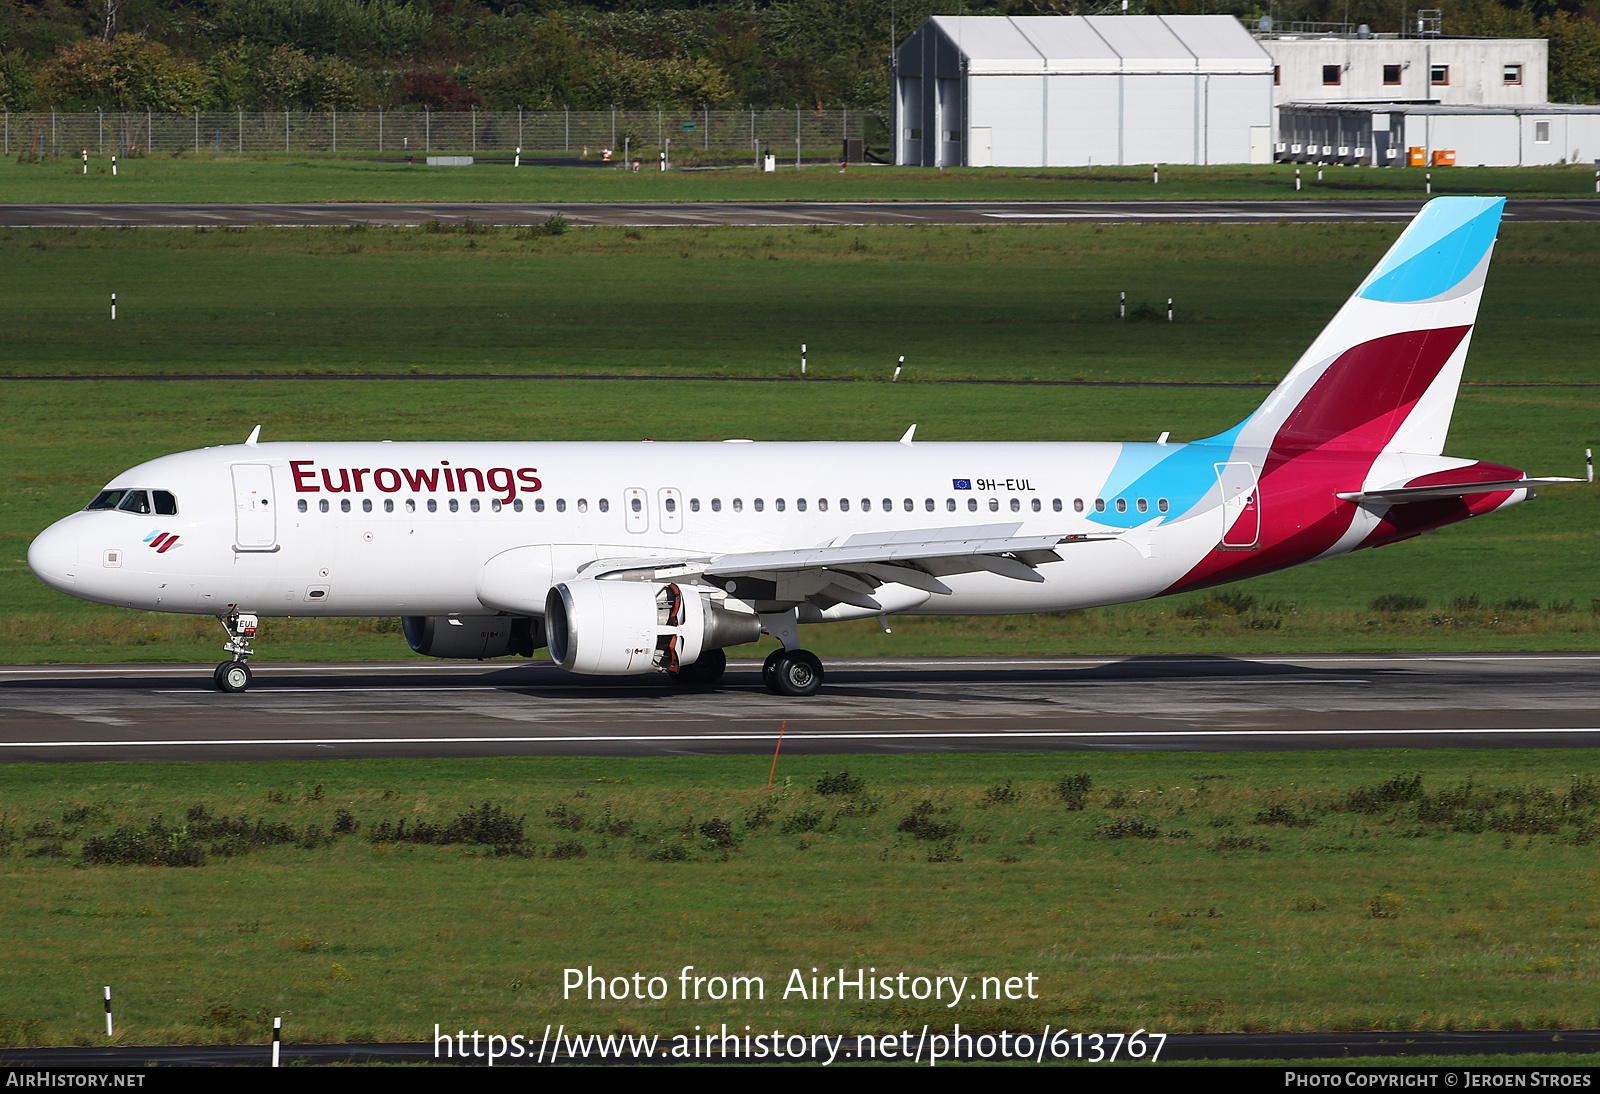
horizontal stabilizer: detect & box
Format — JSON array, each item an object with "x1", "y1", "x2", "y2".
[{"x1": 1337, "y1": 477, "x2": 1580, "y2": 504}]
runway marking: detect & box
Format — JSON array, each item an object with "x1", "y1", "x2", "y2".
[{"x1": 2, "y1": 727, "x2": 1596, "y2": 749}]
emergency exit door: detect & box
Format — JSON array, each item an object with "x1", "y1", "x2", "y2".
[{"x1": 232, "y1": 464, "x2": 277, "y2": 550}]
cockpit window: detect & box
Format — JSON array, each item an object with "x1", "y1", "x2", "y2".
[
  {"x1": 85, "y1": 490, "x2": 125, "y2": 511},
  {"x1": 153, "y1": 490, "x2": 178, "y2": 515},
  {"x1": 117, "y1": 490, "x2": 152, "y2": 514}
]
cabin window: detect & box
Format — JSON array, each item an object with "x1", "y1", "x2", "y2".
[
  {"x1": 598, "y1": 499, "x2": 610, "y2": 513},
  {"x1": 989, "y1": 498, "x2": 999, "y2": 512},
  {"x1": 903, "y1": 498, "x2": 914, "y2": 512},
  {"x1": 733, "y1": 498, "x2": 743, "y2": 512},
  {"x1": 427, "y1": 498, "x2": 438, "y2": 512},
  {"x1": 320, "y1": 499, "x2": 330, "y2": 513},
  {"x1": 883, "y1": 498, "x2": 894, "y2": 512},
  {"x1": 1115, "y1": 498, "x2": 1127, "y2": 513},
  {"x1": 342, "y1": 499, "x2": 352, "y2": 513},
  {"x1": 407, "y1": 498, "x2": 417, "y2": 513},
  {"x1": 712, "y1": 498, "x2": 723, "y2": 512},
  {"x1": 363, "y1": 498, "x2": 373, "y2": 513},
  {"x1": 839, "y1": 499, "x2": 850, "y2": 511},
  {"x1": 1158, "y1": 498, "x2": 1170, "y2": 513},
  {"x1": 630, "y1": 497, "x2": 642, "y2": 513},
  {"x1": 448, "y1": 499, "x2": 459, "y2": 512},
  {"x1": 153, "y1": 491, "x2": 178, "y2": 515},
  {"x1": 1010, "y1": 498, "x2": 1021, "y2": 512},
  {"x1": 555, "y1": 499, "x2": 566, "y2": 513},
  {"x1": 946, "y1": 498, "x2": 956, "y2": 511},
  {"x1": 1137, "y1": 498, "x2": 1148, "y2": 513},
  {"x1": 774, "y1": 498, "x2": 784, "y2": 512},
  {"x1": 1032, "y1": 498, "x2": 1042, "y2": 512},
  {"x1": 384, "y1": 499, "x2": 395, "y2": 513},
  {"x1": 298, "y1": 499, "x2": 308, "y2": 513},
  {"x1": 1052, "y1": 498, "x2": 1062, "y2": 512},
  {"x1": 512, "y1": 499, "x2": 522, "y2": 512},
  {"x1": 797, "y1": 498, "x2": 807, "y2": 512},
  {"x1": 118, "y1": 491, "x2": 151, "y2": 514},
  {"x1": 817, "y1": 498, "x2": 828, "y2": 512},
  {"x1": 925, "y1": 498, "x2": 935, "y2": 512},
  {"x1": 470, "y1": 498, "x2": 481, "y2": 513},
  {"x1": 533, "y1": 498, "x2": 543, "y2": 512},
  {"x1": 490, "y1": 499, "x2": 502, "y2": 512},
  {"x1": 576, "y1": 499, "x2": 587, "y2": 513},
  {"x1": 86, "y1": 490, "x2": 125, "y2": 510},
  {"x1": 754, "y1": 498, "x2": 765, "y2": 512},
  {"x1": 1075, "y1": 498, "x2": 1084, "y2": 512},
  {"x1": 690, "y1": 498, "x2": 701, "y2": 512},
  {"x1": 1094, "y1": 498, "x2": 1106, "y2": 513},
  {"x1": 968, "y1": 498, "x2": 978, "y2": 512}
]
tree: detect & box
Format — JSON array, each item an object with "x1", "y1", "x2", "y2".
[{"x1": 35, "y1": 35, "x2": 206, "y2": 110}]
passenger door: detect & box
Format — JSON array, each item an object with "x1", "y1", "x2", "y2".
[
  {"x1": 232, "y1": 464, "x2": 277, "y2": 551},
  {"x1": 659, "y1": 488, "x2": 683, "y2": 533}
]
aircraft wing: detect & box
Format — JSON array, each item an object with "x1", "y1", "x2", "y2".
[
  {"x1": 1337, "y1": 477, "x2": 1581, "y2": 504},
  {"x1": 581, "y1": 523, "x2": 1120, "y2": 608}
]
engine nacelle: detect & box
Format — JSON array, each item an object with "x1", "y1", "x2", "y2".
[
  {"x1": 402, "y1": 615, "x2": 543, "y2": 659},
  {"x1": 545, "y1": 580, "x2": 760, "y2": 676}
]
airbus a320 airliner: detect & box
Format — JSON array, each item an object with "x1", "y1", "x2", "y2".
[{"x1": 27, "y1": 197, "x2": 1582, "y2": 696}]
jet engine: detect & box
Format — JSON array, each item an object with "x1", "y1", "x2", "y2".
[
  {"x1": 402, "y1": 615, "x2": 544, "y2": 659},
  {"x1": 544, "y1": 580, "x2": 760, "y2": 675}
]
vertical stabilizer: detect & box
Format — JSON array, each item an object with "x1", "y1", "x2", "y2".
[{"x1": 1230, "y1": 196, "x2": 1504, "y2": 458}]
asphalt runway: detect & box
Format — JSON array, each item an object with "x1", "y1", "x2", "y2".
[
  {"x1": 1, "y1": 653, "x2": 1597, "y2": 762},
  {"x1": 3, "y1": 198, "x2": 1599, "y2": 228}
]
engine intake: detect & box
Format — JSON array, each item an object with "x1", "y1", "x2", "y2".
[
  {"x1": 402, "y1": 615, "x2": 543, "y2": 659},
  {"x1": 545, "y1": 580, "x2": 759, "y2": 676}
]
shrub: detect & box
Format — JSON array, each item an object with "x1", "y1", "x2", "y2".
[
  {"x1": 896, "y1": 801, "x2": 958, "y2": 841},
  {"x1": 743, "y1": 802, "x2": 778, "y2": 830},
  {"x1": 332, "y1": 809, "x2": 359, "y2": 835},
  {"x1": 547, "y1": 840, "x2": 586, "y2": 860},
  {"x1": 369, "y1": 803, "x2": 526, "y2": 848},
  {"x1": 814, "y1": 771, "x2": 865, "y2": 796},
  {"x1": 1253, "y1": 803, "x2": 1316, "y2": 828},
  {"x1": 1370, "y1": 593, "x2": 1426, "y2": 611},
  {"x1": 925, "y1": 841, "x2": 962, "y2": 863},
  {"x1": 1368, "y1": 893, "x2": 1405, "y2": 919},
  {"x1": 1346, "y1": 773, "x2": 1424, "y2": 814},
  {"x1": 781, "y1": 809, "x2": 824, "y2": 834},
  {"x1": 645, "y1": 840, "x2": 693, "y2": 863},
  {"x1": 983, "y1": 780, "x2": 1020, "y2": 805},
  {"x1": 82, "y1": 817, "x2": 206, "y2": 867},
  {"x1": 698, "y1": 817, "x2": 739, "y2": 849},
  {"x1": 1212, "y1": 835, "x2": 1271, "y2": 852},
  {"x1": 1055, "y1": 772, "x2": 1093, "y2": 810},
  {"x1": 1498, "y1": 597, "x2": 1540, "y2": 611},
  {"x1": 1093, "y1": 816, "x2": 1161, "y2": 840},
  {"x1": 60, "y1": 805, "x2": 107, "y2": 825},
  {"x1": 1292, "y1": 893, "x2": 1326, "y2": 912},
  {"x1": 544, "y1": 802, "x2": 585, "y2": 831}
]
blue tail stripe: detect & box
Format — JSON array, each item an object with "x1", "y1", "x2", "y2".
[{"x1": 1358, "y1": 197, "x2": 1503, "y2": 304}]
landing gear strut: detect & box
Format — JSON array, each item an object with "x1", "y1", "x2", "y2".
[{"x1": 214, "y1": 610, "x2": 258, "y2": 693}]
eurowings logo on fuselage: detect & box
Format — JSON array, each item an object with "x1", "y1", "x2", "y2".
[{"x1": 144, "y1": 530, "x2": 180, "y2": 553}]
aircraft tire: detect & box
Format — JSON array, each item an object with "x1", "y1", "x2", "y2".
[
  {"x1": 670, "y1": 647, "x2": 726, "y2": 688},
  {"x1": 761, "y1": 648, "x2": 786, "y2": 690},
  {"x1": 770, "y1": 650, "x2": 823, "y2": 697},
  {"x1": 215, "y1": 661, "x2": 252, "y2": 693}
]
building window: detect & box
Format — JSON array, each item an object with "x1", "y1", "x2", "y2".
[
  {"x1": 1535, "y1": 121, "x2": 1551, "y2": 143},
  {"x1": 1503, "y1": 64, "x2": 1522, "y2": 85},
  {"x1": 1322, "y1": 65, "x2": 1342, "y2": 86},
  {"x1": 1383, "y1": 64, "x2": 1402, "y2": 85},
  {"x1": 1430, "y1": 65, "x2": 1449, "y2": 85},
  {"x1": 1273, "y1": 65, "x2": 1280, "y2": 86},
  {"x1": 907, "y1": 128, "x2": 922, "y2": 140}
]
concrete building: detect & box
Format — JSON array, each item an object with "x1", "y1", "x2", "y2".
[
  {"x1": 893, "y1": 15, "x2": 1274, "y2": 167},
  {"x1": 1263, "y1": 34, "x2": 1548, "y2": 113},
  {"x1": 1278, "y1": 101, "x2": 1600, "y2": 166}
]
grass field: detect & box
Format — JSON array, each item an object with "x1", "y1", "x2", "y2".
[
  {"x1": 3, "y1": 156, "x2": 1600, "y2": 205},
  {"x1": 2, "y1": 220, "x2": 1596, "y2": 662},
  {"x1": 1, "y1": 749, "x2": 1598, "y2": 1046}
]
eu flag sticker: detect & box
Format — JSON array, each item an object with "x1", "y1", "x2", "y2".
[{"x1": 952, "y1": 479, "x2": 972, "y2": 490}]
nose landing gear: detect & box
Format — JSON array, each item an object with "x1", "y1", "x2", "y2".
[{"x1": 214, "y1": 610, "x2": 258, "y2": 693}]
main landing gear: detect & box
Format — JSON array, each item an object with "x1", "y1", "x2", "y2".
[
  {"x1": 762, "y1": 648, "x2": 824, "y2": 697},
  {"x1": 214, "y1": 610, "x2": 258, "y2": 693}
]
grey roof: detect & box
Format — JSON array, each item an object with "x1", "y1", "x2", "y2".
[
  {"x1": 925, "y1": 15, "x2": 1271, "y2": 74},
  {"x1": 1282, "y1": 100, "x2": 1600, "y2": 115}
]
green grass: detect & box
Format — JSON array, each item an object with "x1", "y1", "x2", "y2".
[
  {"x1": 1, "y1": 750, "x2": 1598, "y2": 1046},
  {"x1": 4, "y1": 156, "x2": 1600, "y2": 205},
  {"x1": 1, "y1": 221, "x2": 1595, "y2": 662}
]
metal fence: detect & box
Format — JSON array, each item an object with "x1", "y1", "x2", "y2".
[{"x1": 3, "y1": 108, "x2": 882, "y2": 159}]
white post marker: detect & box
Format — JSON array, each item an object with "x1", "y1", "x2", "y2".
[
  {"x1": 110, "y1": 293, "x2": 117, "y2": 320},
  {"x1": 800, "y1": 343, "x2": 806, "y2": 376},
  {"x1": 82, "y1": 148, "x2": 87, "y2": 174},
  {"x1": 1593, "y1": 169, "x2": 1598, "y2": 194},
  {"x1": 272, "y1": 1016, "x2": 281, "y2": 1067},
  {"x1": 1586, "y1": 447, "x2": 1594, "y2": 483},
  {"x1": 1426, "y1": 172, "x2": 1431, "y2": 195},
  {"x1": 111, "y1": 155, "x2": 117, "y2": 176},
  {"x1": 1317, "y1": 162, "x2": 1324, "y2": 182},
  {"x1": 1167, "y1": 298, "x2": 1173, "y2": 323},
  {"x1": 1120, "y1": 290, "x2": 1126, "y2": 319},
  {"x1": 514, "y1": 146, "x2": 521, "y2": 168},
  {"x1": 1152, "y1": 163, "x2": 1159, "y2": 185},
  {"x1": 893, "y1": 356, "x2": 903, "y2": 382},
  {"x1": 1295, "y1": 168, "x2": 1301, "y2": 191},
  {"x1": 104, "y1": 986, "x2": 113, "y2": 1037}
]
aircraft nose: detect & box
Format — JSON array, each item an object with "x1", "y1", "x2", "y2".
[{"x1": 28, "y1": 519, "x2": 78, "y2": 592}]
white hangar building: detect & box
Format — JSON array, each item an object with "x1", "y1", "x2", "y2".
[{"x1": 892, "y1": 15, "x2": 1275, "y2": 168}]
